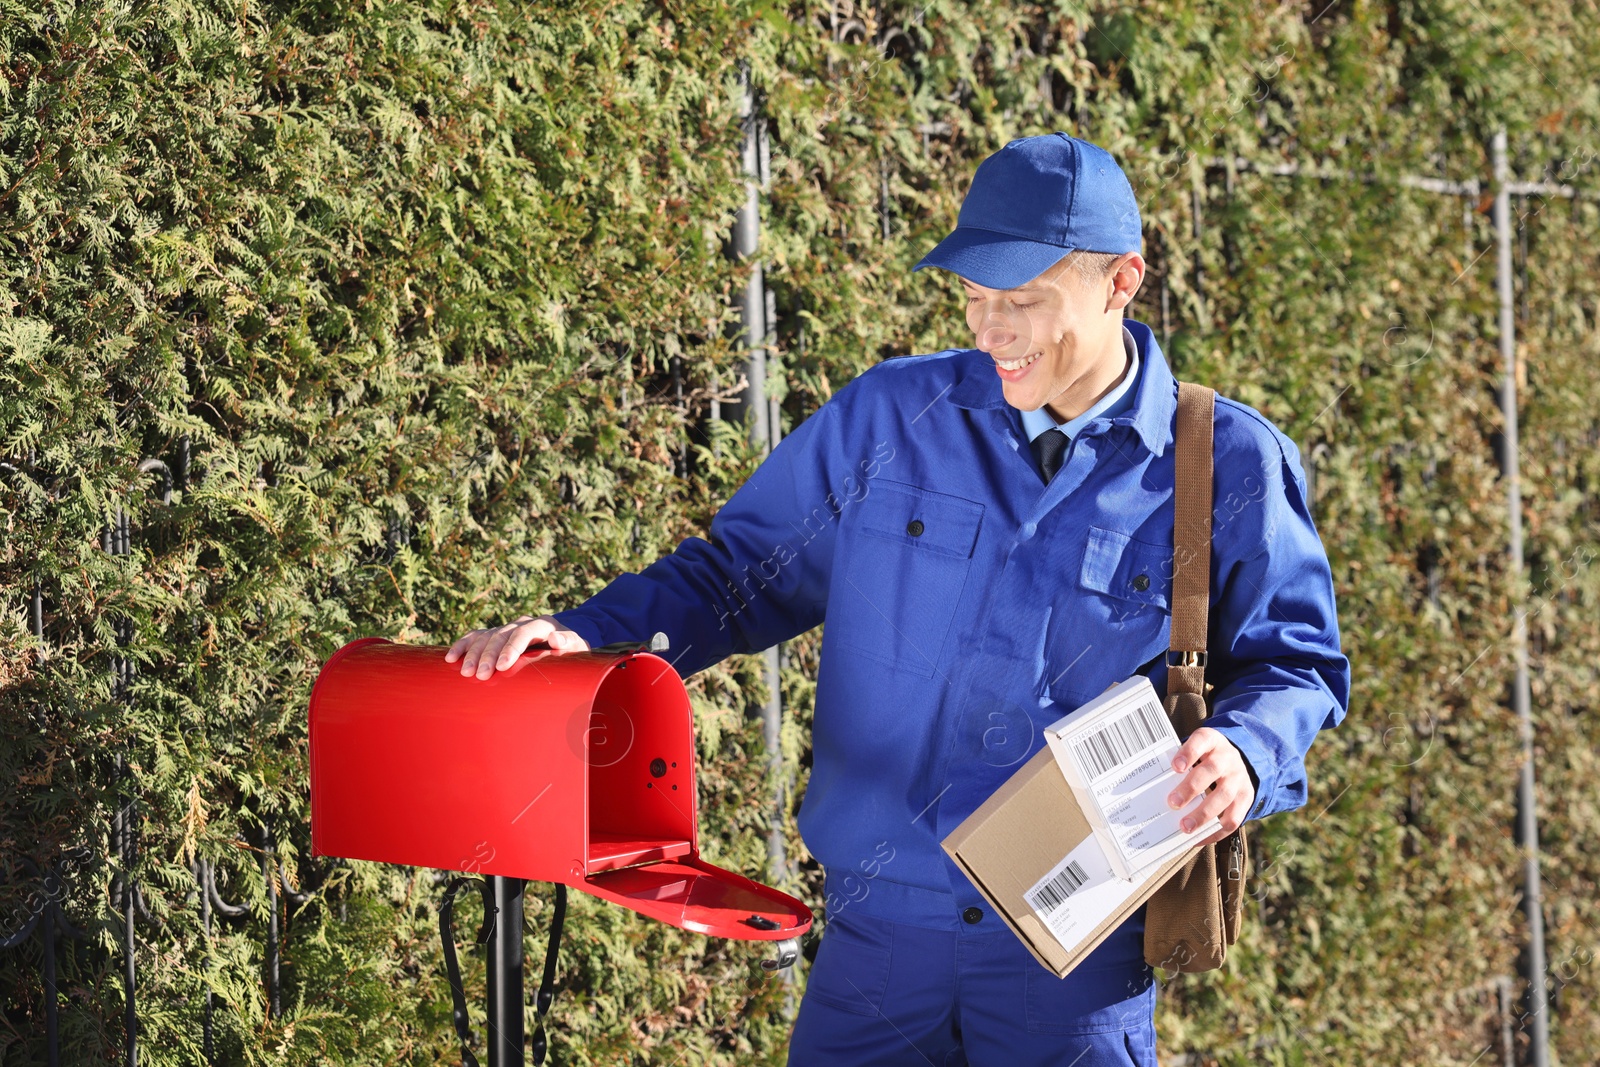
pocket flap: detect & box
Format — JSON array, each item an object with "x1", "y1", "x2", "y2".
[
  {"x1": 857, "y1": 480, "x2": 984, "y2": 560},
  {"x1": 1079, "y1": 525, "x2": 1173, "y2": 612}
]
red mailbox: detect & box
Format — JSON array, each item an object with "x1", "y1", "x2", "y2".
[{"x1": 309, "y1": 637, "x2": 812, "y2": 941}]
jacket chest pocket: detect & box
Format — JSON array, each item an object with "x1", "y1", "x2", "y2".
[
  {"x1": 1046, "y1": 525, "x2": 1174, "y2": 705},
  {"x1": 1079, "y1": 525, "x2": 1174, "y2": 613},
  {"x1": 829, "y1": 480, "x2": 985, "y2": 679}
]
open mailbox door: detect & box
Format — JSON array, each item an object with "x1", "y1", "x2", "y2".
[{"x1": 309, "y1": 637, "x2": 811, "y2": 941}]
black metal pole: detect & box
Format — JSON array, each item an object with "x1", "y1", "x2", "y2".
[
  {"x1": 200, "y1": 861, "x2": 214, "y2": 1065},
  {"x1": 263, "y1": 823, "x2": 280, "y2": 1021},
  {"x1": 1493, "y1": 127, "x2": 1550, "y2": 1067},
  {"x1": 485, "y1": 876, "x2": 525, "y2": 1067},
  {"x1": 115, "y1": 752, "x2": 136, "y2": 1067},
  {"x1": 43, "y1": 898, "x2": 58, "y2": 1067}
]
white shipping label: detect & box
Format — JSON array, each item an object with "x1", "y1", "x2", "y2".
[
  {"x1": 1066, "y1": 691, "x2": 1216, "y2": 877},
  {"x1": 1022, "y1": 835, "x2": 1130, "y2": 951}
]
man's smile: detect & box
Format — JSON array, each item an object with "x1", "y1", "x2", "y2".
[{"x1": 994, "y1": 351, "x2": 1043, "y2": 379}]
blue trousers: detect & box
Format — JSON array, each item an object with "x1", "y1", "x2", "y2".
[{"x1": 786, "y1": 908, "x2": 1158, "y2": 1066}]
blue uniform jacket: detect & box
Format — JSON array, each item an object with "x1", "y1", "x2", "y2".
[{"x1": 551, "y1": 318, "x2": 1350, "y2": 935}]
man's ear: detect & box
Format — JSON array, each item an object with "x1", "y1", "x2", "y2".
[{"x1": 1106, "y1": 252, "x2": 1145, "y2": 312}]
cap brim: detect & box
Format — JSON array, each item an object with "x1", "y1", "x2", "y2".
[{"x1": 912, "y1": 227, "x2": 1072, "y2": 290}]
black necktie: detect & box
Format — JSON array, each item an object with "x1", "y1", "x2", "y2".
[{"x1": 1031, "y1": 428, "x2": 1068, "y2": 485}]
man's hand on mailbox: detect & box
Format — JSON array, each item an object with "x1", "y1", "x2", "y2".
[
  {"x1": 1165, "y1": 726, "x2": 1256, "y2": 849},
  {"x1": 445, "y1": 614, "x2": 591, "y2": 679}
]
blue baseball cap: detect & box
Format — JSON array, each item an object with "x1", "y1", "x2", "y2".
[{"x1": 913, "y1": 133, "x2": 1142, "y2": 290}]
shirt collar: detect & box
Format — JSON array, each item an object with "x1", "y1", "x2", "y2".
[
  {"x1": 944, "y1": 317, "x2": 1177, "y2": 457},
  {"x1": 1018, "y1": 326, "x2": 1139, "y2": 444}
]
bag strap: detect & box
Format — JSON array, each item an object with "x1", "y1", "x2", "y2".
[{"x1": 1166, "y1": 382, "x2": 1216, "y2": 721}]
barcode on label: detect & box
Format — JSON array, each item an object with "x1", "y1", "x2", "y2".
[
  {"x1": 1071, "y1": 698, "x2": 1168, "y2": 779},
  {"x1": 1026, "y1": 859, "x2": 1089, "y2": 913}
]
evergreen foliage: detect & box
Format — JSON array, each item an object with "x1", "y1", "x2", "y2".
[{"x1": 2, "y1": 1, "x2": 1597, "y2": 1063}]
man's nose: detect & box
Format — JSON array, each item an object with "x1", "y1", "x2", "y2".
[{"x1": 979, "y1": 322, "x2": 1017, "y2": 352}]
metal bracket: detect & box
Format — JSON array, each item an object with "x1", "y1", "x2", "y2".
[
  {"x1": 593, "y1": 632, "x2": 670, "y2": 656},
  {"x1": 761, "y1": 937, "x2": 801, "y2": 972}
]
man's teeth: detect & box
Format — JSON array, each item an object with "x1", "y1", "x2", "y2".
[{"x1": 997, "y1": 352, "x2": 1041, "y2": 371}]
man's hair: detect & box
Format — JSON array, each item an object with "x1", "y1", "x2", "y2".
[{"x1": 1059, "y1": 250, "x2": 1123, "y2": 289}]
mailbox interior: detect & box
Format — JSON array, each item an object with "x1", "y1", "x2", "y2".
[
  {"x1": 585, "y1": 656, "x2": 698, "y2": 875},
  {"x1": 578, "y1": 653, "x2": 814, "y2": 940}
]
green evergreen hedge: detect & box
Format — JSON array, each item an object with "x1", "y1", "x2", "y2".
[{"x1": 3, "y1": 1, "x2": 1597, "y2": 1063}]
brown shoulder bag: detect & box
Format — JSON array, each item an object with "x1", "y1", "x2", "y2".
[{"x1": 1141, "y1": 380, "x2": 1250, "y2": 973}]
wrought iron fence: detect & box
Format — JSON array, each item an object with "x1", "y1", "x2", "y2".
[{"x1": 1, "y1": 438, "x2": 342, "y2": 1066}]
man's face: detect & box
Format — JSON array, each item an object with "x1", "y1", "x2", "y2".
[{"x1": 960, "y1": 251, "x2": 1143, "y2": 421}]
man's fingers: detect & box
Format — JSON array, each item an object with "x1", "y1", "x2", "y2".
[
  {"x1": 1180, "y1": 778, "x2": 1237, "y2": 831},
  {"x1": 453, "y1": 632, "x2": 482, "y2": 673},
  {"x1": 496, "y1": 619, "x2": 550, "y2": 669},
  {"x1": 1164, "y1": 728, "x2": 1254, "y2": 844},
  {"x1": 457, "y1": 631, "x2": 493, "y2": 676},
  {"x1": 476, "y1": 627, "x2": 520, "y2": 679},
  {"x1": 465, "y1": 628, "x2": 511, "y2": 677},
  {"x1": 1171, "y1": 727, "x2": 1220, "y2": 775},
  {"x1": 448, "y1": 615, "x2": 587, "y2": 678},
  {"x1": 1187, "y1": 792, "x2": 1250, "y2": 845},
  {"x1": 1167, "y1": 758, "x2": 1222, "y2": 812}
]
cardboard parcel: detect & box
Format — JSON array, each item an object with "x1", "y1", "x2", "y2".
[{"x1": 941, "y1": 746, "x2": 1196, "y2": 978}]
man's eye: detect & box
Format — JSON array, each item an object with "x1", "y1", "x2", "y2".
[{"x1": 967, "y1": 297, "x2": 1034, "y2": 310}]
